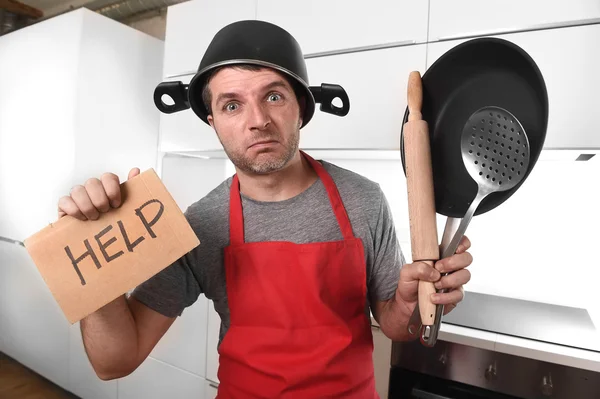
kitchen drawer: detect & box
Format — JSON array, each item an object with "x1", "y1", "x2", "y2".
[
  {"x1": 163, "y1": 0, "x2": 256, "y2": 78},
  {"x1": 257, "y1": 0, "x2": 428, "y2": 56},
  {"x1": 300, "y1": 44, "x2": 426, "y2": 150},
  {"x1": 426, "y1": 23, "x2": 600, "y2": 150},
  {"x1": 429, "y1": 0, "x2": 600, "y2": 41},
  {"x1": 158, "y1": 74, "x2": 223, "y2": 152}
]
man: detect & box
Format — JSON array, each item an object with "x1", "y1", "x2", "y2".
[{"x1": 57, "y1": 20, "x2": 472, "y2": 398}]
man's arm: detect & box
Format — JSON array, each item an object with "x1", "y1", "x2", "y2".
[
  {"x1": 365, "y1": 187, "x2": 472, "y2": 341},
  {"x1": 57, "y1": 167, "x2": 202, "y2": 380},
  {"x1": 373, "y1": 239, "x2": 472, "y2": 342},
  {"x1": 80, "y1": 295, "x2": 176, "y2": 380}
]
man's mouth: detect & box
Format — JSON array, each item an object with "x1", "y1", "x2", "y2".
[{"x1": 249, "y1": 140, "x2": 278, "y2": 149}]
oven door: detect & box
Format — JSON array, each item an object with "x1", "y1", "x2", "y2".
[
  {"x1": 389, "y1": 338, "x2": 600, "y2": 399},
  {"x1": 389, "y1": 366, "x2": 520, "y2": 399}
]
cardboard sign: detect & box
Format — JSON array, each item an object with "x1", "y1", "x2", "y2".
[{"x1": 24, "y1": 168, "x2": 200, "y2": 324}]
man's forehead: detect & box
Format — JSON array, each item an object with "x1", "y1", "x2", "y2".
[{"x1": 210, "y1": 66, "x2": 292, "y2": 91}]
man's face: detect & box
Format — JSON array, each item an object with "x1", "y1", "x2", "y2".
[{"x1": 206, "y1": 67, "x2": 304, "y2": 175}]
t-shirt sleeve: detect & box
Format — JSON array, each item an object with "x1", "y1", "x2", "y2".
[
  {"x1": 130, "y1": 212, "x2": 203, "y2": 318},
  {"x1": 368, "y1": 188, "x2": 406, "y2": 305}
]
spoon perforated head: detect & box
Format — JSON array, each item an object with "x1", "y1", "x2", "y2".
[{"x1": 461, "y1": 106, "x2": 530, "y2": 192}]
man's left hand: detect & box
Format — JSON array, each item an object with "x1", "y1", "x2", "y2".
[
  {"x1": 432, "y1": 236, "x2": 473, "y2": 314},
  {"x1": 396, "y1": 236, "x2": 473, "y2": 316}
]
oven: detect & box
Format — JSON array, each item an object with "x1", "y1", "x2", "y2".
[{"x1": 387, "y1": 336, "x2": 600, "y2": 399}]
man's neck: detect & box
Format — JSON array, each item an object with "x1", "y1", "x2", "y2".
[{"x1": 236, "y1": 151, "x2": 318, "y2": 202}]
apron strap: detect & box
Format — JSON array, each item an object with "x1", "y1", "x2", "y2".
[{"x1": 229, "y1": 151, "x2": 355, "y2": 245}]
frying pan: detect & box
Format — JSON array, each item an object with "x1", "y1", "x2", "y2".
[
  {"x1": 400, "y1": 37, "x2": 549, "y2": 346},
  {"x1": 401, "y1": 37, "x2": 548, "y2": 218}
]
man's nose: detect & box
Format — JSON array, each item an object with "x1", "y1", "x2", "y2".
[{"x1": 247, "y1": 101, "x2": 271, "y2": 130}]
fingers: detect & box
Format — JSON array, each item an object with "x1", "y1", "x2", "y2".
[
  {"x1": 85, "y1": 178, "x2": 110, "y2": 213},
  {"x1": 57, "y1": 169, "x2": 135, "y2": 220},
  {"x1": 400, "y1": 261, "x2": 441, "y2": 284},
  {"x1": 128, "y1": 167, "x2": 140, "y2": 180},
  {"x1": 435, "y1": 251, "x2": 473, "y2": 274},
  {"x1": 456, "y1": 235, "x2": 471, "y2": 254},
  {"x1": 58, "y1": 195, "x2": 85, "y2": 220},
  {"x1": 101, "y1": 172, "x2": 123, "y2": 208},
  {"x1": 434, "y1": 269, "x2": 471, "y2": 290},
  {"x1": 432, "y1": 286, "x2": 464, "y2": 305},
  {"x1": 70, "y1": 185, "x2": 100, "y2": 220}
]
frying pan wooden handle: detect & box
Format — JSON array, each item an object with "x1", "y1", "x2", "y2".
[{"x1": 404, "y1": 71, "x2": 439, "y2": 326}]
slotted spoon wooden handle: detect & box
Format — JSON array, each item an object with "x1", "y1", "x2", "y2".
[{"x1": 403, "y1": 71, "x2": 439, "y2": 326}]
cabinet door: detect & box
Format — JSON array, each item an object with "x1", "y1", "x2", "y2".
[
  {"x1": 163, "y1": 0, "x2": 257, "y2": 78},
  {"x1": 429, "y1": 0, "x2": 600, "y2": 41},
  {"x1": 118, "y1": 357, "x2": 205, "y2": 399},
  {"x1": 68, "y1": 323, "x2": 118, "y2": 399},
  {"x1": 300, "y1": 44, "x2": 426, "y2": 150},
  {"x1": 205, "y1": 302, "x2": 221, "y2": 384},
  {"x1": 427, "y1": 24, "x2": 600, "y2": 149},
  {"x1": 149, "y1": 296, "x2": 209, "y2": 378},
  {"x1": 158, "y1": 74, "x2": 223, "y2": 152},
  {"x1": 372, "y1": 324, "x2": 392, "y2": 399},
  {"x1": 204, "y1": 378, "x2": 219, "y2": 399},
  {"x1": 257, "y1": 0, "x2": 428, "y2": 56},
  {"x1": 0, "y1": 242, "x2": 71, "y2": 391}
]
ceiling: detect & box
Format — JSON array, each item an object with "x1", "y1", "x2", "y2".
[{"x1": 1, "y1": 0, "x2": 187, "y2": 35}]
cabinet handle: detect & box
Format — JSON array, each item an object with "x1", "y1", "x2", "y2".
[
  {"x1": 209, "y1": 382, "x2": 219, "y2": 389},
  {"x1": 437, "y1": 17, "x2": 600, "y2": 41},
  {"x1": 0, "y1": 236, "x2": 24, "y2": 246},
  {"x1": 304, "y1": 40, "x2": 416, "y2": 59}
]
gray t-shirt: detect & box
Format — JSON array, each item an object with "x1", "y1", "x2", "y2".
[{"x1": 131, "y1": 160, "x2": 405, "y2": 344}]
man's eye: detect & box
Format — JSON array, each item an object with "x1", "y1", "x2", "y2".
[
  {"x1": 268, "y1": 93, "x2": 282, "y2": 102},
  {"x1": 225, "y1": 103, "x2": 238, "y2": 112}
]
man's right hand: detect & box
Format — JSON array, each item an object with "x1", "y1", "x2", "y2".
[{"x1": 58, "y1": 168, "x2": 140, "y2": 221}]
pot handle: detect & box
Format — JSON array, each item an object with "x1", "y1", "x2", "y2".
[
  {"x1": 309, "y1": 84, "x2": 350, "y2": 116},
  {"x1": 154, "y1": 81, "x2": 190, "y2": 114}
]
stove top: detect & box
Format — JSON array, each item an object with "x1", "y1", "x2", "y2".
[{"x1": 442, "y1": 291, "x2": 600, "y2": 352}]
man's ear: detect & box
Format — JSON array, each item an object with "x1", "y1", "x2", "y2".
[
  {"x1": 298, "y1": 96, "x2": 306, "y2": 127},
  {"x1": 207, "y1": 115, "x2": 214, "y2": 129}
]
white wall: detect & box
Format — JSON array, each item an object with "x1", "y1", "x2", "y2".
[{"x1": 319, "y1": 156, "x2": 600, "y2": 316}]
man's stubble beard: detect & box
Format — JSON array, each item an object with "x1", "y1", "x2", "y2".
[{"x1": 216, "y1": 127, "x2": 300, "y2": 175}]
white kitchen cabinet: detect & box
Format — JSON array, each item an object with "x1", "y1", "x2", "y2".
[
  {"x1": 149, "y1": 296, "x2": 210, "y2": 377},
  {"x1": 205, "y1": 302, "x2": 221, "y2": 384},
  {"x1": 371, "y1": 321, "x2": 392, "y2": 399},
  {"x1": 0, "y1": 241, "x2": 71, "y2": 391},
  {"x1": 118, "y1": 357, "x2": 206, "y2": 399},
  {"x1": 68, "y1": 323, "x2": 118, "y2": 399},
  {"x1": 0, "y1": 6, "x2": 162, "y2": 396},
  {"x1": 0, "y1": 8, "x2": 162, "y2": 243},
  {"x1": 158, "y1": 74, "x2": 223, "y2": 153},
  {"x1": 300, "y1": 44, "x2": 426, "y2": 150},
  {"x1": 163, "y1": 0, "x2": 256, "y2": 78},
  {"x1": 257, "y1": 0, "x2": 428, "y2": 55},
  {"x1": 428, "y1": 0, "x2": 600, "y2": 41},
  {"x1": 205, "y1": 379, "x2": 219, "y2": 399},
  {"x1": 426, "y1": 23, "x2": 600, "y2": 149}
]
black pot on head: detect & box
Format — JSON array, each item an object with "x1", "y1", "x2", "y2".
[{"x1": 154, "y1": 20, "x2": 350, "y2": 128}]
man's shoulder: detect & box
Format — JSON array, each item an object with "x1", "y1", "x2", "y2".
[
  {"x1": 320, "y1": 160, "x2": 382, "y2": 196},
  {"x1": 184, "y1": 177, "x2": 232, "y2": 227}
]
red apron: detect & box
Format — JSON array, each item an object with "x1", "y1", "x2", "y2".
[{"x1": 216, "y1": 151, "x2": 378, "y2": 399}]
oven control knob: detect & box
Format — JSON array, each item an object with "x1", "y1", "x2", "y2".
[
  {"x1": 541, "y1": 374, "x2": 553, "y2": 396},
  {"x1": 485, "y1": 363, "x2": 497, "y2": 380}
]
